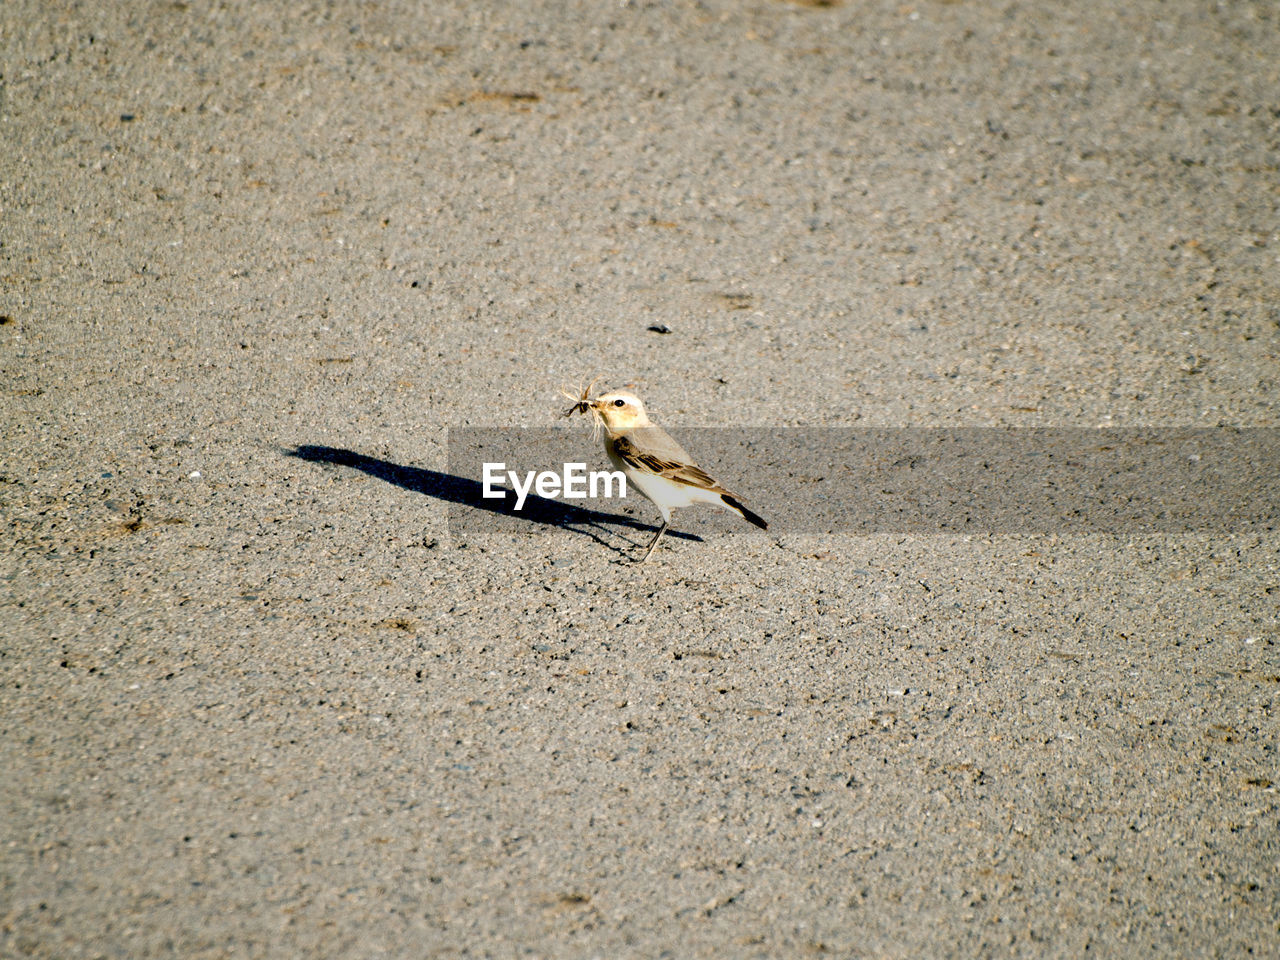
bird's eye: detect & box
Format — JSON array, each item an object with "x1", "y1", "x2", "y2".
[{"x1": 613, "y1": 398, "x2": 626, "y2": 407}]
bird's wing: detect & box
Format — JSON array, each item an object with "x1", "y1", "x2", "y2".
[{"x1": 611, "y1": 429, "x2": 735, "y2": 496}]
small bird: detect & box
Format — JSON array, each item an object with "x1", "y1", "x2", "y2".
[{"x1": 583, "y1": 389, "x2": 768, "y2": 562}]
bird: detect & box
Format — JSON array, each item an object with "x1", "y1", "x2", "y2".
[{"x1": 582, "y1": 390, "x2": 768, "y2": 562}]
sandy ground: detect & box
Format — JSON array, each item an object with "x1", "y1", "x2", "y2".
[{"x1": 3, "y1": 0, "x2": 1278, "y2": 956}]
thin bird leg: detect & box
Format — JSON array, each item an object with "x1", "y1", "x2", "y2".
[{"x1": 638, "y1": 519, "x2": 670, "y2": 563}]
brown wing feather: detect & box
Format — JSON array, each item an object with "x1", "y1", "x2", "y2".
[{"x1": 612, "y1": 435, "x2": 735, "y2": 496}]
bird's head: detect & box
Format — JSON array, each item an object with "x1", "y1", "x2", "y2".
[{"x1": 590, "y1": 391, "x2": 651, "y2": 432}]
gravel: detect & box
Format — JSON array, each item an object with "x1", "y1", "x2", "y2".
[{"x1": 3, "y1": 0, "x2": 1277, "y2": 956}]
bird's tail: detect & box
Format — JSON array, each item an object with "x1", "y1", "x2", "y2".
[{"x1": 721, "y1": 495, "x2": 768, "y2": 530}]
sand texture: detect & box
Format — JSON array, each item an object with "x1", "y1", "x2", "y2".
[{"x1": 3, "y1": 1, "x2": 1278, "y2": 956}]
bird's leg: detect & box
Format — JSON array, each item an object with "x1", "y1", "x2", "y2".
[{"x1": 638, "y1": 519, "x2": 670, "y2": 563}]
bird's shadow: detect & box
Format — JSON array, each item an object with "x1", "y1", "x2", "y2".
[{"x1": 284, "y1": 444, "x2": 699, "y2": 556}]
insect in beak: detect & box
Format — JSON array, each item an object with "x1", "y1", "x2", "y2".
[{"x1": 559, "y1": 376, "x2": 605, "y2": 419}]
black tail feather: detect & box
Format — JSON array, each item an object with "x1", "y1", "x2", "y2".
[{"x1": 722, "y1": 495, "x2": 768, "y2": 530}]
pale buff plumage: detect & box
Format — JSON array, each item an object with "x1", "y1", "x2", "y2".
[{"x1": 573, "y1": 389, "x2": 767, "y2": 562}]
